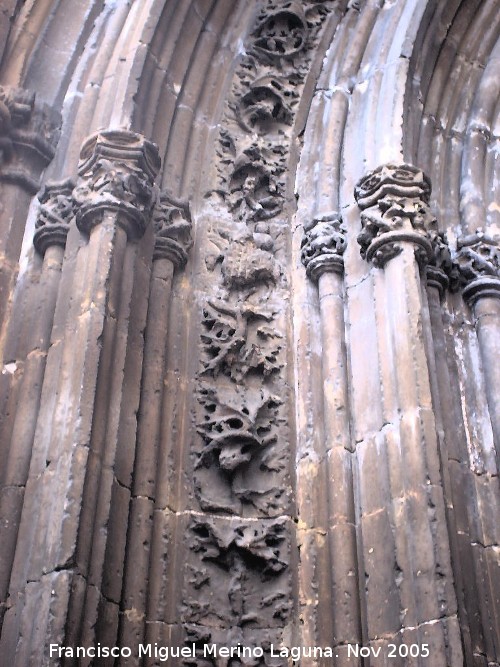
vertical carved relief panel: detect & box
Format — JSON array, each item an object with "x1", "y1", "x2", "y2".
[{"x1": 180, "y1": 0, "x2": 336, "y2": 659}]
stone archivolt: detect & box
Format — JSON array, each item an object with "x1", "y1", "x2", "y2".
[{"x1": 354, "y1": 163, "x2": 438, "y2": 268}]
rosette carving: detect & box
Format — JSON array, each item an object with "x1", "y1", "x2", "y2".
[
  {"x1": 237, "y1": 76, "x2": 293, "y2": 134},
  {"x1": 301, "y1": 214, "x2": 346, "y2": 280},
  {"x1": 33, "y1": 179, "x2": 75, "y2": 255},
  {"x1": 73, "y1": 130, "x2": 160, "y2": 239},
  {"x1": 354, "y1": 164, "x2": 437, "y2": 268},
  {"x1": 251, "y1": 3, "x2": 308, "y2": 60},
  {"x1": 455, "y1": 228, "x2": 500, "y2": 304},
  {"x1": 153, "y1": 191, "x2": 193, "y2": 268}
]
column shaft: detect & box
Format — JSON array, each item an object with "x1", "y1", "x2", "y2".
[
  {"x1": 318, "y1": 269, "x2": 362, "y2": 663},
  {"x1": 118, "y1": 256, "x2": 174, "y2": 658}
]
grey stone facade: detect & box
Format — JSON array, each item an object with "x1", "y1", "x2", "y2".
[{"x1": 0, "y1": 1, "x2": 498, "y2": 665}]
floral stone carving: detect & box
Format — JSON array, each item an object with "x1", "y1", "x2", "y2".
[
  {"x1": 182, "y1": 517, "x2": 290, "y2": 628},
  {"x1": 251, "y1": 3, "x2": 308, "y2": 60},
  {"x1": 237, "y1": 76, "x2": 294, "y2": 134},
  {"x1": 194, "y1": 383, "x2": 287, "y2": 515}
]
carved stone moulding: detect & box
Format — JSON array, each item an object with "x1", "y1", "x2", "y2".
[
  {"x1": 354, "y1": 163, "x2": 437, "y2": 268},
  {"x1": 33, "y1": 178, "x2": 75, "y2": 255},
  {"x1": 153, "y1": 190, "x2": 193, "y2": 268},
  {"x1": 301, "y1": 213, "x2": 346, "y2": 280},
  {"x1": 0, "y1": 85, "x2": 60, "y2": 193},
  {"x1": 455, "y1": 228, "x2": 500, "y2": 305},
  {"x1": 73, "y1": 129, "x2": 161, "y2": 239}
]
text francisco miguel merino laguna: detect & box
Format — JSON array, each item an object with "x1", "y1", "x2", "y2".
[{"x1": 49, "y1": 642, "x2": 345, "y2": 660}]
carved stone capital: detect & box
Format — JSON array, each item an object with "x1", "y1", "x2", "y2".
[
  {"x1": 455, "y1": 228, "x2": 500, "y2": 304},
  {"x1": 0, "y1": 85, "x2": 60, "y2": 193},
  {"x1": 426, "y1": 231, "x2": 461, "y2": 297},
  {"x1": 301, "y1": 214, "x2": 346, "y2": 280},
  {"x1": 33, "y1": 179, "x2": 75, "y2": 255},
  {"x1": 354, "y1": 164, "x2": 436, "y2": 268},
  {"x1": 152, "y1": 191, "x2": 193, "y2": 268},
  {"x1": 73, "y1": 130, "x2": 160, "y2": 239}
]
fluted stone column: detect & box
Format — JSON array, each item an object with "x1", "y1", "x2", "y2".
[
  {"x1": 353, "y1": 164, "x2": 462, "y2": 664},
  {"x1": 424, "y1": 235, "x2": 480, "y2": 664},
  {"x1": 455, "y1": 229, "x2": 500, "y2": 661},
  {"x1": 301, "y1": 215, "x2": 362, "y2": 665},
  {"x1": 456, "y1": 229, "x2": 500, "y2": 466},
  {"x1": 0, "y1": 179, "x2": 73, "y2": 622},
  {"x1": 0, "y1": 130, "x2": 160, "y2": 666},
  {"x1": 119, "y1": 192, "x2": 192, "y2": 660}
]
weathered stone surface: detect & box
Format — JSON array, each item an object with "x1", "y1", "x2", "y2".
[{"x1": 0, "y1": 1, "x2": 498, "y2": 665}]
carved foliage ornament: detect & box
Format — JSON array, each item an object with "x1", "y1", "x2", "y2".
[
  {"x1": 216, "y1": 0, "x2": 334, "y2": 223},
  {"x1": 426, "y1": 231, "x2": 461, "y2": 296},
  {"x1": 33, "y1": 179, "x2": 75, "y2": 255},
  {"x1": 188, "y1": 0, "x2": 334, "y2": 645},
  {"x1": 455, "y1": 228, "x2": 500, "y2": 303},
  {"x1": 73, "y1": 130, "x2": 160, "y2": 239},
  {"x1": 183, "y1": 517, "x2": 290, "y2": 628},
  {"x1": 153, "y1": 191, "x2": 193, "y2": 268},
  {"x1": 197, "y1": 385, "x2": 281, "y2": 473},
  {"x1": 354, "y1": 164, "x2": 437, "y2": 268},
  {"x1": 301, "y1": 214, "x2": 346, "y2": 280},
  {"x1": 201, "y1": 299, "x2": 282, "y2": 381}
]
